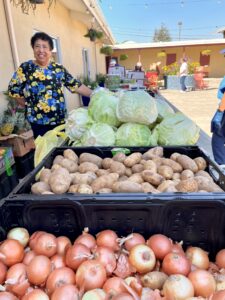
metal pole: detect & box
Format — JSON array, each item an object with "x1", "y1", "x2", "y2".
[{"x1": 178, "y1": 21, "x2": 182, "y2": 40}]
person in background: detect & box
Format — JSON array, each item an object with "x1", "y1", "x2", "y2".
[
  {"x1": 179, "y1": 58, "x2": 188, "y2": 92},
  {"x1": 211, "y1": 76, "x2": 225, "y2": 167},
  {"x1": 8, "y1": 32, "x2": 92, "y2": 138}
]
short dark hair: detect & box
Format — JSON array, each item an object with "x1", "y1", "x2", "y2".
[{"x1": 31, "y1": 32, "x2": 54, "y2": 50}]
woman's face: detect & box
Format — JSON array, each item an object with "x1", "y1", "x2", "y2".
[{"x1": 33, "y1": 39, "x2": 52, "y2": 66}]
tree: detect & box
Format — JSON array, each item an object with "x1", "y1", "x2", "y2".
[{"x1": 153, "y1": 24, "x2": 171, "y2": 42}]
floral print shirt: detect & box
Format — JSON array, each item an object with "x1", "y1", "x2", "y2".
[{"x1": 8, "y1": 60, "x2": 82, "y2": 125}]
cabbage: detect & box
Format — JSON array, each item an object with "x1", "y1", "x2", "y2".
[
  {"x1": 80, "y1": 123, "x2": 116, "y2": 146},
  {"x1": 153, "y1": 112, "x2": 200, "y2": 145},
  {"x1": 155, "y1": 97, "x2": 175, "y2": 122},
  {"x1": 115, "y1": 123, "x2": 152, "y2": 146},
  {"x1": 116, "y1": 90, "x2": 158, "y2": 125},
  {"x1": 65, "y1": 108, "x2": 93, "y2": 140},
  {"x1": 88, "y1": 88, "x2": 121, "y2": 127}
]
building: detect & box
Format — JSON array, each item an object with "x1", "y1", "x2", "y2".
[{"x1": 0, "y1": 0, "x2": 115, "y2": 113}]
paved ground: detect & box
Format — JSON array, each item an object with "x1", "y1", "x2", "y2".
[{"x1": 158, "y1": 78, "x2": 222, "y2": 158}]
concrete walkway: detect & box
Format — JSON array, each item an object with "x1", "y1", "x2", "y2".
[{"x1": 158, "y1": 78, "x2": 222, "y2": 158}]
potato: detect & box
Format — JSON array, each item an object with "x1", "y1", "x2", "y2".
[
  {"x1": 72, "y1": 172, "x2": 97, "y2": 185},
  {"x1": 78, "y1": 162, "x2": 99, "y2": 173},
  {"x1": 132, "y1": 164, "x2": 144, "y2": 174},
  {"x1": 157, "y1": 165, "x2": 173, "y2": 179},
  {"x1": 39, "y1": 168, "x2": 51, "y2": 184},
  {"x1": 128, "y1": 173, "x2": 144, "y2": 184},
  {"x1": 125, "y1": 168, "x2": 132, "y2": 177},
  {"x1": 176, "y1": 155, "x2": 198, "y2": 173},
  {"x1": 172, "y1": 172, "x2": 181, "y2": 180},
  {"x1": 53, "y1": 155, "x2": 64, "y2": 165},
  {"x1": 79, "y1": 153, "x2": 102, "y2": 168},
  {"x1": 124, "y1": 153, "x2": 142, "y2": 167},
  {"x1": 42, "y1": 191, "x2": 54, "y2": 195},
  {"x1": 77, "y1": 184, "x2": 93, "y2": 194},
  {"x1": 151, "y1": 157, "x2": 164, "y2": 167},
  {"x1": 164, "y1": 185, "x2": 178, "y2": 193},
  {"x1": 112, "y1": 152, "x2": 126, "y2": 163},
  {"x1": 175, "y1": 178, "x2": 198, "y2": 192},
  {"x1": 96, "y1": 188, "x2": 112, "y2": 193},
  {"x1": 102, "y1": 158, "x2": 113, "y2": 169},
  {"x1": 91, "y1": 173, "x2": 119, "y2": 192},
  {"x1": 51, "y1": 164, "x2": 61, "y2": 172},
  {"x1": 63, "y1": 149, "x2": 78, "y2": 163},
  {"x1": 157, "y1": 180, "x2": 175, "y2": 192},
  {"x1": 118, "y1": 175, "x2": 129, "y2": 182},
  {"x1": 142, "y1": 147, "x2": 164, "y2": 160},
  {"x1": 112, "y1": 181, "x2": 144, "y2": 193},
  {"x1": 59, "y1": 158, "x2": 78, "y2": 173},
  {"x1": 49, "y1": 168, "x2": 71, "y2": 194},
  {"x1": 142, "y1": 170, "x2": 164, "y2": 186},
  {"x1": 170, "y1": 152, "x2": 181, "y2": 161},
  {"x1": 31, "y1": 181, "x2": 51, "y2": 194},
  {"x1": 194, "y1": 157, "x2": 207, "y2": 171},
  {"x1": 141, "y1": 182, "x2": 159, "y2": 193},
  {"x1": 110, "y1": 161, "x2": 126, "y2": 176},
  {"x1": 195, "y1": 170, "x2": 213, "y2": 180},
  {"x1": 162, "y1": 158, "x2": 183, "y2": 173},
  {"x1": 180, "y1": 169, "x2": 194, "y2": 180},
  {"x1": 141, "y1": 160, "x2": 157, "y2": 173},
  {"x1": 195, "y1": 176, "x2": 223, "y2": 192},
  {"x1": 96, "y1": 169, "x2": 110, "y2": 177},
  {"x1": 141, "y1": 271, "x2": 168, "y2": 290},
  {"x1": 68, "y1": 184, "x2": 79, "y2": 193}
]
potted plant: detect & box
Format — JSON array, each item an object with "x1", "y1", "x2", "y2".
[
  {"x1": 96, "y1": 73, "x2": 106, "y2": 87},
  {"x1": 119, "y1": 54, "x2": 128, "y2": 61},
  {"x1": 157, "y1": 51, "x2": 166, "y2": 58},
  {"x1": 84, "y1": 28, "x2": 104, "y2": 42},
  {"x1": 11, "y1": 0, "x2": 55, "y2": 13},
  {"x1": 201, "y1": 49, "x2": 212, "y2": 56},
  {"x1": 100, "y1": 46, "x2": 113, "y2": 56}
]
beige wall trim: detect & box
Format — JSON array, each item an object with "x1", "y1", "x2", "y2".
[{"x1": 3, "y1": 0, "x2": 19, "y2": 70}]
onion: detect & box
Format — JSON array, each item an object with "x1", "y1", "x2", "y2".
[
  {"x1": 5, "y1": 263, "x2": 30, "y2": 297},
  {"x1": 46, "y1": 267, "x2": 76, "y2": 295},
  {"x1": 162, "y1": 252, "x2": 191, "y2": 276},
  {"x1": 0, "y1": 239, "x2": 24, "y2": 266},
  {"x1": 65, "y1": 243, "x2": 91, "y2": 270},
  {"x1": 51, "y1": 284, "x2": 79, "y2": 300},
  {"x1": 74, "y1": 228, "x2": 96, "y2": 250},
  {"x1": 216, "y1": 249, "x2": 225, "y2": 269},
  {"x1": 0, "y1": 292, "x2": 18, "y2": 300},
  {"x1": 111, "y1": 293, "x2": 135, "y2": 300},
  {"x1": 147, "y1": 234, "x2": 172, "y2": 260},
  {"x1": 82, "y1": 288, "x2": 106, "y2": 300},
  {"x1": 26, "y1": 255, "x2": 51, "y2": 285},
  {"x1": 125, "y1": 277, "x2": 142, "y2": 296},
  {"x1": 56, "y1": 236, "x2": 72, "y2": 256},
  {"x1": 114, "y1": 253, "x2": 134, "y2": 279},
  {"x1": 103, "y1": 277, "x2": 127, "y2": 297},
  {"x1": 118, "y1": 233, "x2": 145, "y2": 251},
  {"x1": 7, "y1": 228, "x2": 29, "y2": 248},
  {"x1": 212, "y1": 290, "x2": 225, "y2": 300},
  {"x1": 171, "y1": 241, "x2": 185, "y2": 255},
  {"x1": 21, "y1": 289, "x2": 49, "y2": 300},
  {"x1": 163, "y1": 274, "x2": 194, "y2": 300},
  {"x1": 23, "y1": 251, "x2": 36, "y2": 266},
  {"x1": 0, "y1": 261, "x2": 7, "y2": 284},
  {"x1": 29, "y1": 231, "x2": 45, "y2": 249},
  {"x1": 188, "y1": 269, "x2": 216, "y2": 298},
  {"x1": 186, "y1": 247, "x2": 209, "y2": 270},
  {"x1": 93, "y1": 246, "x2": 117, "y2": 275},
  {"x1": 96, "y1": 230, "x2": 119, "y2": 251},
  {"x1": 76, "y1": 260, "x2": 107, "y2": 291},
  {"x1": 32, "y1": 232, "x2": 57, "y2": 257},
  {"x1": 141, "y1": 271, "x2": 168, "y2": 290},
  {"x1": 141, "y1": 288, "x2": 162, "y2": 300},
  {"x1": 128, "y1": 244, "x2": 156, "y2": 274},
  {"x1": 51, "y1": 254, "x2": 66, "y2": 269}
]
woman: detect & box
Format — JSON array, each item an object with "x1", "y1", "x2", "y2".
[
  {"x1": 179, "y1": 58, "x2": 188, "y2": 92},
  {"x1": 8, "y1": 32, "x2": 92, "y2": 138},
  {"x1": 211, "y1": 76, "x2": 225, "y2": 166}
]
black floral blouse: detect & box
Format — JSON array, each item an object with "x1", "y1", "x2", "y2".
[{"x1": 8, "y1": 60, "x2": 82, "y2": 125}]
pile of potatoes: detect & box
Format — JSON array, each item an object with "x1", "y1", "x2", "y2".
[{"x1": 31, "y1": 147, "x2": 224, "y2": 195}]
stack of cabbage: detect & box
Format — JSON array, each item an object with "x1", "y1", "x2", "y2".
[{"x1": 65, "y1": 89, "x2": 200, "y2": 146}]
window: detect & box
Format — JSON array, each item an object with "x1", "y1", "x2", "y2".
[
  {"x1": 166, "y1": 53, "x2": 176, "y2": 65},
  {"x1": 200, "y1": 53, "x2": 210, "y2": 67},
  {"x1": 82, "y1": 48, "x2": 90, "y2": 78}
]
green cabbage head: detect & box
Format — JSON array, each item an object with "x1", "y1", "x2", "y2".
[
  {"x1": 153, "y1": 112, "x2": 200, "y2": 145},
  {"x1": 155, "y1": 97, "x2": 175, "y2": 122},
  {"x1": 117, "y1": 90, "x2": 158, "y2": 125},
  {"x1": 88, "y1": 88, "x2": 121, "y2": 127},
  {"x1": 80, "y1": 123, "x2": 116, "y2": 146},
  {"x1": 116, "y1": 123, "x2": 152, "y2": 146}
]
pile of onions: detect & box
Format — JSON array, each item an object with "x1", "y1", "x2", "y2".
[{"x1": 1, "y1": 226, "x2": 225, "y2": 299}]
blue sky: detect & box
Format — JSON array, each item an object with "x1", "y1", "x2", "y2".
[{"x1": 98, "y1": 0, "x2": 225, "y2": 43}]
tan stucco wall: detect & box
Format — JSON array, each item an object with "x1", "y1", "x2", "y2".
[
  {"x1": 114, "y1": 44, "x2": 225, "y2": 77},
  {"x1": 0, "y1": 0, "x2": 107, "y2": 115}
]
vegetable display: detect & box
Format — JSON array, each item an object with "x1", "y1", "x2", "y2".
[
  {"x1": 31, "y1": 147, "x2": 223, "y2": 195},
  {"x1": 1, "y1": 227, "x2": 225, "y2": 299}
]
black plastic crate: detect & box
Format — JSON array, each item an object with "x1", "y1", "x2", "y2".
[
  {"x1": 14, "y1": 149, "x2": 34, "y2": 179},
  {"x1": 0, "y1": 164, "x2": 19, "y2": 199}
]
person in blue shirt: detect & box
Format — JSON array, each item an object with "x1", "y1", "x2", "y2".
[
  {"x1": 211, "y1": 76, "x2": 225, "y2": 165},
  {"x1": 8, "y1": 32, "x2": 92, "y2": 138}
]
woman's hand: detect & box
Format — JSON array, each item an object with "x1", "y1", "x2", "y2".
[{"x1": 15, "y1": 97, "x2": 26, "y2": 108}]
